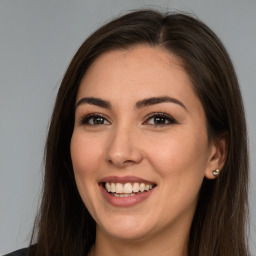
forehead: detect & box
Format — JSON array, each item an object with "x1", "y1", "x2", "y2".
[{"x1": 77, "y1": 45, "x2": 196, "y2": 106}]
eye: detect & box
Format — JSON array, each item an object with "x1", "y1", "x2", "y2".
[
  {"x1": 144, "y1": 113, "x2": 176, "y2": 126},
  {"x1": 79, "y1": 113, "x2": 111, "y2": 126}
]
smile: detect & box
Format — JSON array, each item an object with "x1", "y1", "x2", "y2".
[
  {"x1": 99, "y1": 176, "x2": 157, "y2": 206},
  {"x1": 105, "y1": 182, "x2": 154, "y2": 197}
]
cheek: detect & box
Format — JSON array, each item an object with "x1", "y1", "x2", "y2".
[
  {"x1": 145, "y1": 127, "x2": 209, "y2": 201},
  {"x1": 70, "y1": 132, "x2": 103, "y2": 203},
  {"x1": 70, "y1": 132, "x2": 103, "y2": 177},
  {"x1": 70, "y1": 132, "x2": 104, "y2": 215},
  {"x1": 147, "y1": 130, "x2": 208, "y2": 172},
  {"x1": 150, "y1": 131, "x2": 208, "y2": 214}
]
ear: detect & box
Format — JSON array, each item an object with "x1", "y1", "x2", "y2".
[{"x1": 205, "y1": 133, "x2": 228, "y2": 179}]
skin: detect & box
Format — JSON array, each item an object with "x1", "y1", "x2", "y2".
[{"x1": 70, "y1": 45, "x2": 226, "y2": 256}]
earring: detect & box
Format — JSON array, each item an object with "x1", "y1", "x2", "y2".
[{"x1": 212, "y1": 168, "x2": 220, "y2": 177}]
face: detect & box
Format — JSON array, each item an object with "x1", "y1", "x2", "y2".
[{"x1": 70, "y1": 45, "x2": 216, "y2": 243}]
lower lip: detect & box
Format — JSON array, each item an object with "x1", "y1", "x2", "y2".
[{"x1": 100, "y1": 184, "x2": 155, "y2": 207}]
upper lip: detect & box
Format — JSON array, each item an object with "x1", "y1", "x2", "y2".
[{"x1": 99, "y1": 175, "x2": 156, "y2": 184}]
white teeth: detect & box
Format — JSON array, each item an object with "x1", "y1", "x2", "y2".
[
  {"x1": 110, "y1": 183, "x2": 116, "y2": 193},
  {"x1": 124, "y1": 183, "x2": 133, "y2": 193},
  {"x1": 116, "y1": 183, "x2": 123, "y2": 193},
  {"x1": 106, "y1": 182, "x2": 111, "y2": 192},
  {"x1": 113, "y1": 193, "x2": 136, "y2": 197},
  {"x1": 133, "y1": 183, "x2": 140, "y2": 192},
  {"x1": 105, "y1": 182, "x2": 155, "y2": 194},
  {"x1": 139, "y1": 183, "x2": 145, "y2": 192}
]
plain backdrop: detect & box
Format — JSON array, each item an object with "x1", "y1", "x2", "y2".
[{"x1": 0, "y1": 0, "x2": 255, "y2": 254}]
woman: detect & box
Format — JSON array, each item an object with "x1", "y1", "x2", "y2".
[{"x1": 6, "y1": 9, "x2": 249, "y2": 256}]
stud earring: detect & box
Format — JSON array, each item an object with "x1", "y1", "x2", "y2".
[{"x1": 212, "y1": 168, "x2": 220, "y2": 177}]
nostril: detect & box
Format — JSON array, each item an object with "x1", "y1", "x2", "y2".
[
  {"x1": 107, "y1": 158, "x2": 135, "y2": 167},
  {"x1": 123, "y1": 159, "x2": 136, "y2": 165}
]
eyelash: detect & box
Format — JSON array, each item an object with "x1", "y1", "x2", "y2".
[
  {"x1": 79, "y1": 113, "x2": 111, "y2": 126},
  {"x1": 143, "y1": 112, "x2": 177, "y2": 126},
  {"x1": 78, "y1": 112, "x2": 177, "y2": 126}
]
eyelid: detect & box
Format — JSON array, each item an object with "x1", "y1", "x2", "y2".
[
  {"x1": 143, "y1": 112, "x2": 177, "y2": 125},
  {"x1": 78, "y1": 112, "x2": 111, "y2": 125},
  {"x1": 77, "y1": 112, "x2": 176, "y2": 126}
]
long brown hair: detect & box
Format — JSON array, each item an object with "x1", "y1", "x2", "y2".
[{"x1": 29, "y1": 9, "x2": 250, "y2": 256}]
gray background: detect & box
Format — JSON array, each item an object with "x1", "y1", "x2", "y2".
[{"x1": 0, "y1": 0, "x2": 255, "y2": 254}]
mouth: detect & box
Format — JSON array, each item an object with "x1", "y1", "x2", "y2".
[
  {"x1": 99, "y1": 176, "x2": 157, "y2": 206},
  {"x1": 102, "y1": 182, "x2": 156, "y2": 197}
]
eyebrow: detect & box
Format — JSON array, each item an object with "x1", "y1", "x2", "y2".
[
  {"x1": 76, "y1": 97, "x2": 111, "y2": 109},
  {"x1": 76, "y1": 96, "x2": 187, "y2": 112},
  {"x1": 136, "y1": 96, "x2": 188, "y2": 111}
]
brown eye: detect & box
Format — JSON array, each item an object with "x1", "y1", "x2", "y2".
[
  {"x1": 90, "y1": 117, "x2": 106, "y2": 125},
  {"x1": 153, "y1": 116, "x2": 168, "y2": 125},
  {"x1": 79, "y1": 114, "x2": 110, "y2": 126},
  {"x1": 144, "y1": 113, "x2": 176, "y2": 126}
]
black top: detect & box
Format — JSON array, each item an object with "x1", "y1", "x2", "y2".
[{"x1": 4, "y1": 248, "x2": 29, "y2": 256}]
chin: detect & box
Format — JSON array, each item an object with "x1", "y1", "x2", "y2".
[
  {"x1": 104, "y1": 226, "x2": 152, "y2": 241},
  {"x1": 97, "y1": 215, "x2": 155, "y2": 241}
]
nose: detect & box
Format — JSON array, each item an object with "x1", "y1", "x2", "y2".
[{"x1": 105, "y1": 126, "x2": 143, "y2": 168}]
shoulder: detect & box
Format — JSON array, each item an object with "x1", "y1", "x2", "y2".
[{"x1": 4, "y1": 248, "x2": 30, "y2": 256}]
